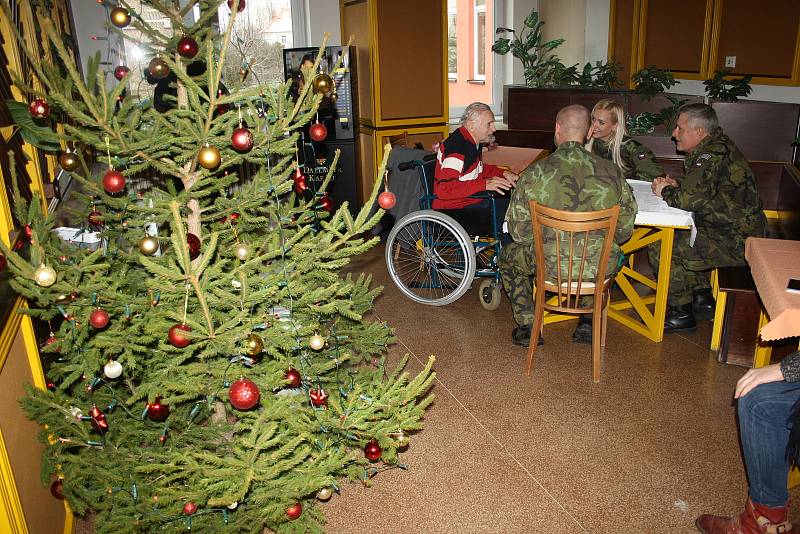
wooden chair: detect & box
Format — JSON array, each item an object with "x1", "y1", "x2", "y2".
[{"x1": 527, "y1": 202, "x2": 620, "y2": 383}]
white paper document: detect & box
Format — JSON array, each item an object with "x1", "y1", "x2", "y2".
[{"x1": 627, "y1": 180, "x2": 696, "y2": 246}]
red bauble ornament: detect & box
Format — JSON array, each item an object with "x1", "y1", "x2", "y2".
[
  {"x1": 168, "y1": 323, "x2": 192, "y2": 348},
  {"x1": 231, "y1": 127, "x2": 254, "y2": 153},
  {"x1": 177, "y1": 36, "x2": 199, "y2": 59},
  {"x1": 309, "y1": 122, "x2": 328, "y2": 142},
  {"x1": 90, "y1": 405, "x2": 109, "y2": 433},
  {"x1": 44, "y1": 335, "x2": 60, "y2": 353},
  {"x1": 285, "y1": 368, "x2": 301, "y2": 388},
  {"x1": 319, "y1": 193, "x2": 333, "y2": 212},
  {"x1": 309, "y1": 388, "x2": 328, "y2": 407},
  {"x1": 87, "y1": 209, "x2": 103, "y2": 228},
  {"x1": 102, "y1": 169, "x2": 126, "y2": 194},
  {"x1": 50, "y1": 479, "x2": 65, "y2": 500},
  {"x1": 89, "y1": 308, "x2": 110, "y2": 329},
  {"x1": 364, "y1": 439, "x2": 382, "y2": 462},
  {"x1": 113, "y1": 65, "x2": 130, "y2": 81},
  {"x1": 286, "y1": 502, "x2": 302, "y2": 520},
  {"x1": 378, "y1": 191, "x2": 397, "y2": 210},
  {"x1": 229, "y1": 212, "x2": 240, "y2": 224},
  {"x1": 229, "y1": 378, "x2": 260, "y2": 410},
  {"x1": 29, "y1": 98, "x2": 50, "y2": 119},
  {"x1": 187, "y1": 233, "x2": 201, "y2": 259},
  {"x1": 294, "y1": 175, "x2": 307, "y2": 195},
  {"x1": 23, "y1": 224, "x2": 33, "y2": 238},
  {"x1": 147, "y1": 397, "x2": 170, "y2": 422},
  {"x1": 183, "y1": 502, "x2": 197, "y2": 515},
  {"x1": 227, "y1": 0, "x2": 246, "y2": 12}
]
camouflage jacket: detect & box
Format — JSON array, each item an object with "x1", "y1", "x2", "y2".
[
  {"x1": 506, "y1": 141, "x2": 637, "y2": 279},
  {"x1": 589, "y1": 136, "x2": 664, "y2": 182},
  {"x1": 662, "y1": 127, "x2": 766, "y2": 267}
]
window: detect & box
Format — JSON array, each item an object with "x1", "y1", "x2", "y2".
[
  {"x1": 473, "y1": 0, "x2": 485, "y2": 80},
  {"x1": 448, "y1": 0, "x2": 457, "y2": 80}
]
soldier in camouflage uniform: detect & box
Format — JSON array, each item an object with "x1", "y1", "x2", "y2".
[
  {"x1": 652, "y1": 103, "x2": 766, "y2": 332},
  {"x1": 586, "y1": 99, "x2": 665, "y2": 182},
  {"x1": 499, "y1": 105, "x2": 637, "y2": 346}
]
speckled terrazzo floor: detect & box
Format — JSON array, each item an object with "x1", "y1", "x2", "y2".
[
  {"x1": 319, "y1": 244, "x2": 800, "y2": 534},
  {"x1": 74, "y1": 243, "x2": 799, "y2": 534}
]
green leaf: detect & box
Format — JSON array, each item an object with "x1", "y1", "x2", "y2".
[
  {"x1": 524, "y1": 10, "x2": 540, "y2": 28},
  {"x1": 491, "y1": 39, "x2": 511, "y2": 55},
  {"x1": 4, "y1": 100, "x2": 62, "y2": 151}
]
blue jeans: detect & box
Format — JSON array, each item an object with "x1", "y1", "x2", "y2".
[{"x1": 738, "y1": 380, "x2": 800, "y2": 506}]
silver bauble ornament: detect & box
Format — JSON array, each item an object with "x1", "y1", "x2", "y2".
[
  {"x1": 234, "y1": 242, "x2": 250, "y2": 260},
  {"x1": 316, "y1": 487, "x2": 333, "y2": 501},
  {"x1": 34, "y1": 264, "x2": 57, "y2": 287},
  {"x1": 103, "y1": 360, "x2": 123, "y2": 379}
]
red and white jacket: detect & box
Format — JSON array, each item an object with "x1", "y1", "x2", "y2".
[{"x1": 433, "y1": 126, "x2": 501, "y2": 209}]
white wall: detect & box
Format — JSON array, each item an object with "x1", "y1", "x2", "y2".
[
  {"x1": 69, "y1": 3, "x2": 124, "y2": 83},
  {"x1": 539, "y1": 0, "x2": 586, "y2": 67},
  {"x1": 584, "y1": 0, "x2": 609, "y2": 65},
  {"x1": 304, "y1": 0, "x2": 341, "y2": 47}
]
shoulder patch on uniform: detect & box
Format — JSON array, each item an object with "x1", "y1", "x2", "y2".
[{"x1": 695, "y1": 153, "x2": 712, "y2": 166}]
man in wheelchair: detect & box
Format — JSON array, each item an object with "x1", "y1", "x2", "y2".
[{"x1": 433, "y1": 102, "x2": 519, "y2": 245}]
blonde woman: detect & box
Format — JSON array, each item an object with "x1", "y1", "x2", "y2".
[{"x1": 586, "y1": 99, "x2": 664, "y2": 182}]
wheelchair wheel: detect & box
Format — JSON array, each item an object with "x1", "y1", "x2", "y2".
[
  {"x1": 478, "y1": 279, "x2": 502, "y2": 311},
  {"x1": 386, "y1": 210, "x2": 476, "y2": 306}
]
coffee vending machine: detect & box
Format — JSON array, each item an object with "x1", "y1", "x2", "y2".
[{"x1": 283, "y1": 46, "x2": 358, "y2": 215}]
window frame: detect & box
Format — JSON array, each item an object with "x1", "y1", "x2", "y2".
[
  {"x1": 472, "y1": 0, "x2": 486, "y2": 81},
  {"x1": 448, "y1": 1, "x2": 458, "y2": 81}
]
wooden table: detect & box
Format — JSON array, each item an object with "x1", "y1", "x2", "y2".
[
  {"x1": 482, "y1": 146, "x2": 546, "y2": 175},
  {"x1": 744, "y1": 237, "x2": 800, "y2": 367}
]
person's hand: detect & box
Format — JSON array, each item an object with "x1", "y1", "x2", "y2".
[
  {"x1": 652, "y1": 175, "x2": 677, "y2": 197},
  {"x1": 735, "y1": 363, "x2": 784, "y2": 399},
  {"x1": 485, "y1": 175, "x2": 515, "y2": 194},
  {"x1": 502, "y1": 170, "x2": 519, "y2": 186}
]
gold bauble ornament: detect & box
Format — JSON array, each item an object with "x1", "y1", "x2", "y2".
[
  {"x1": 33, "y1": 264, "x2": 57, "y2": 287},
  {"x1": 59, "y1": 151, "x2": 79, "y2": 172},
  {"x1": 233, "y1": 242, "x2": 250, "y2": 261},
  {"x1": 109, "y1": 7, "x2": 131, "y2": 28},
  {"x1": 198, "y1": 145, "x2": 221, "y2": 169},
  {"x1": 395, "y1": 431, "x2": 410, "y2": 449},
  {"x1": 138, "y1": 235, "x2": 159, "y2": 256},
  {"x1": 148, "y1": 57, "x2": 170, "y2": 80},
  {"x1": 309, "y1": 333, "x2": 325, "y2": 351},
  {"x1": 312, "y1": 73, "x2": 334, "y2": 95},
  {"x1": 316, "y1": 487, "x2": 333, "y2": 501},
  {"x1": 245, "y1": 333, "x2": 263, "y2": 356}
]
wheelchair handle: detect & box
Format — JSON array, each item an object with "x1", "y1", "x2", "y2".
[{"x1": 397, "y1": 153, "x2": 435, "y2": 171}]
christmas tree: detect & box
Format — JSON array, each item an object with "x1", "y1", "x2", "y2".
[{"x1": 0, "y1": 1, "x2": 434, "y2": 532}]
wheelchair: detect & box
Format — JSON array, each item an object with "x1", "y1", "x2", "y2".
[{"x1": 384, "y1": 154, "x2": 505, "y2": 310}]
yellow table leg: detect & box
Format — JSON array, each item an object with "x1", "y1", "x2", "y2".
[
  {"x1": 607, "y1": 225, "x2": 685, "y2": 343},
  {"x1": 710, "y1": 290, "x2": 726, "y2": 351},
  {"x1": 753, "y1": 308, "x2": 773, "y2": 369}
]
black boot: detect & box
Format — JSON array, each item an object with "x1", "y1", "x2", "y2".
[
  {"x1": 664, "y1": 303, "x2": 696, "y2": 333},
  {"x1": 572, "y1": 315, "x2": 593, "y2": 344},
  {"x1": 512, "y1": 325, "x2": 544, "y2": 347},
  {"x1": 692, "y1": 288, "x2": 715, "y2": 322}
]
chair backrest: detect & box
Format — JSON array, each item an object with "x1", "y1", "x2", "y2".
[{"x1": 529, "y1": 201, "x2": 620, "y2": 312}]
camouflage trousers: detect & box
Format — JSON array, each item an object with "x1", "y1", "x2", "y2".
[
  {"x1": 500, "y1": 242, "x2": 618, "y2": 327},
  {"x1": 499, "y1": 242, "x2": 537, "y2": 327},
  {"x1": 647, "y1": 229, "x2": 746, "y2": 306}
]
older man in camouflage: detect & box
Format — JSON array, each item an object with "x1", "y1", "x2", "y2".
[
  {"x1": 652, "y1": 103, "x2": 766, "y2": 332},
  {"x1": 499, "y1": 105, "x2": 637, "y2": 347}
]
